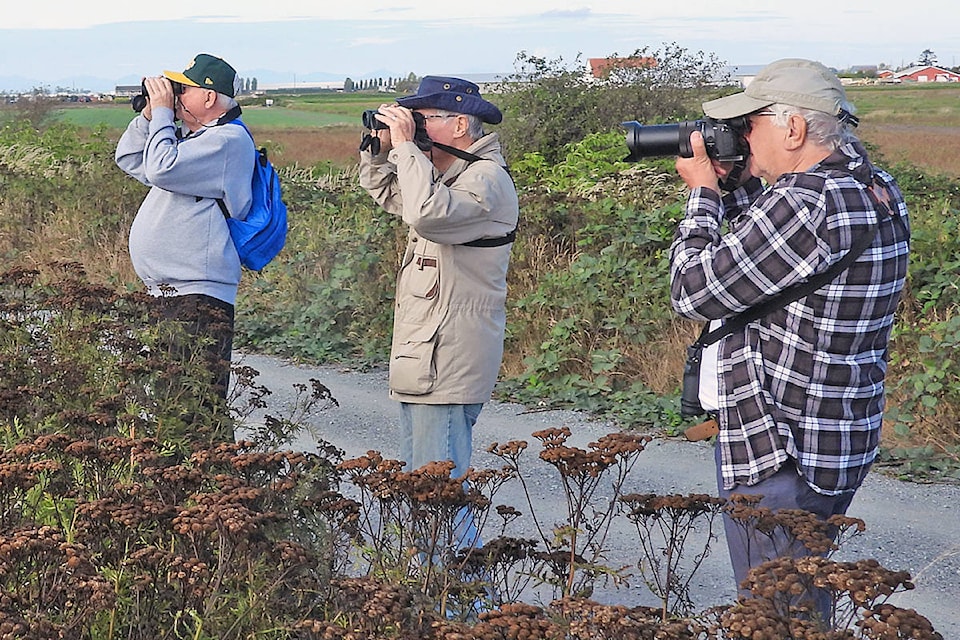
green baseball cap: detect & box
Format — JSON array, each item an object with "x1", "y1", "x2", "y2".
[
  {"x1": 703, "y1": 58, "x2": 849, "y2": 119},
  {"x1": 164, "y1": 53, "x2": 238, "y2": 98}
]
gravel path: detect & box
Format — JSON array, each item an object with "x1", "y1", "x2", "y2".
[{"x1": 236, "y1": 352, "x2": 960, "y2": 636}]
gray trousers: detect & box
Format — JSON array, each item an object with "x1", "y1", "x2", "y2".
[{"x1": 716, "y1": 446, "x2": 855, "y2": 620}]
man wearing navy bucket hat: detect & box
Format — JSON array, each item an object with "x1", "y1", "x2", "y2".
[{"x1": 359, "y1": 76, "x2": 519, "y2": 554}]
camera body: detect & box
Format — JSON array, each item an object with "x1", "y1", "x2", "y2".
[
  {"x1": 131, "y1": 79, "x2": 184, "y2": 113},
  {"x1": 622, "y1": 116, "x2": 749, "y2": 163}
]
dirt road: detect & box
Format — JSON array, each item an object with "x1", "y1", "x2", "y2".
[{"x1": 237, "y1": 352, "x2": 960, "y2": 636}]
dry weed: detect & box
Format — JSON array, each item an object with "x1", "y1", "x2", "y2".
[
  {"x1": 858, "y1": 123, "x2": 960, "y2": 178},
  {"x1": 251, "y1": 125, "x2": 364, "y2": 169}
]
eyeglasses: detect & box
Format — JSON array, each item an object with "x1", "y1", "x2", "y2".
[
  {"x1": 420, "y1": 113, "x2": 458, "y2": 121},
  {"x1": 744, "y1": 109, "x2": 779, "y2": 132}
]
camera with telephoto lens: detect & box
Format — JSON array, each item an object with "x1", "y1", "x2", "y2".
[
  {"x1": 622, "y1": 116, "x2": 750, "y2": 163},
  {"x1": 131, "y1": 79, "x2": 184, "y2": 113}
]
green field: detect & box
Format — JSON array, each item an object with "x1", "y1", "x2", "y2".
[
  {"x1": 54, "y1": 103, "x2": 358, "y2": 129},
  {"x1": 53, "y1": 92, "x2": 395, "y2": 129},
  {"x1": 847, "y1": 83, "x2": 960, "y2": 125},
  {"x1": 52, "y1": 83, "x2": 960, "y2": 132}
]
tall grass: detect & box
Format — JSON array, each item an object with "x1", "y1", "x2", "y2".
[{"x1": 2, "y1": 85, "x2": 959, "y2": 474}]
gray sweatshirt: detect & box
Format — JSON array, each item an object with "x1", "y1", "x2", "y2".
[{"x1": 115, "y1": 106, "x2": 255, "y2": 304}]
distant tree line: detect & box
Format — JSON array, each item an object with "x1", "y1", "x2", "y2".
[
  {"x1": 343, "y1": 73, "x2": 419, "y2": 93},
  {"x1": 237, "y1": 78, "x2": 258, "y2": 94},
  {"x1": 841, "y1": 49, "x2": 958, "y2": 77}
]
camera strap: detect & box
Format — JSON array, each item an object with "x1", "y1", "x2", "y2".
[
  {"x1": 432, "y1": 141, "x2": 512, "y2": 177},
  {"x1": 214, "y1": 105, "x2": 243, "y2": 126},
  {"x1": 431, "y1": 141, "x2": 517, "y2": 248},
  {"x1": 718, "y1": 159, "x2": 747, "y2": 192},
  {"x1": 694, "y1": 176, "x2": 891, "y2": 349}
]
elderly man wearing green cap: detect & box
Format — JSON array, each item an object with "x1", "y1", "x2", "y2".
[
  {"x1": 358, "y1": 76, "x2": 518, "y2": 558},
  {"x1": 116, "y1": 53, "x2": 254, "y2": 438},
  {"x1": 669, "y1": 59, "x2": 911, "y2": 619}
]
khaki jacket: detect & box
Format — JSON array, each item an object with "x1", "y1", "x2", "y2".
[{"x1": 359, "y1": 134, "x2": 519, "y2": 404}]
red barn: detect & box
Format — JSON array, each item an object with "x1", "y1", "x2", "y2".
[{"x1": 893, "y1": 65, "x2": 960, "y2": 83}]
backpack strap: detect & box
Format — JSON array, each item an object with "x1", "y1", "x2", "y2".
[
  {"x1": 215, "y1": 105, "x2": 243, "y2": 127},
  {"x1": 215, "y1": 116, "x2": 257, "y2": 219}
]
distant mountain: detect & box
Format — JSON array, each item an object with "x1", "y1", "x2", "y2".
[
  {"x1": 1, "y1": 74, "x2": 130, "y2": 94},
  {"x1": 0, "y1": 76, "x2": 34, "y2": 93},
  {"x1": 239, "y1": 69, "x2": 349, "y2": 85}
]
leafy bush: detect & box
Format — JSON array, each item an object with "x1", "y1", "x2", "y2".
[
  {"x1": 234, "y1": 166, "x2": 401, "y2": 366},
  {"x1": 0, "y1": 120, "x2": 142, "y2": 287},
  {"x1": 0, "y1": 90, "x2": 62, "y2": 128},
  {"x1": 493, "y1": 133, "x2": 695, "y2": 430},
  {"x1": 875, "y1": 163, "x2": 960, "y2": 477},
  {"x1": 495, "y1": 44, "x2": 729, "y2": 162}
]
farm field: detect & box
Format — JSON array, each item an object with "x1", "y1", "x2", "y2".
[
  {"x1": 55, "y1": 101, "x2": 364, "y2": 129},
  {"x1": 848, "y1": 83, "x2": 960, "y2": 176},
  {"x1": 54, "y1": 96, "x2": 383, "y2": 168}
]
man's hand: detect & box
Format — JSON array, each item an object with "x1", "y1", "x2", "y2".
[
  {"x1": 675, "y1": 131, "x2": 723, "y2": 193},
  {"x1": 373, "y1": 103, "x2": 416, "y2": 146},
  {"x1": 141, "y1": 76, "x2": 176, "y2": 120}
]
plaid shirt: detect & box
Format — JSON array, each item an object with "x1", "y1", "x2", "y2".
[{"x1": 670, "y1": 143, "x2": 910, "y2": 495}]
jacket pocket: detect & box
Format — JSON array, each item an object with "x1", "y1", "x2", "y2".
[
  {"x1": 405, "y1": 254, "x2": 440, "y2": 300},
  {"x1": 390, "y1": 320, "x2": 441, "y2": 395}
]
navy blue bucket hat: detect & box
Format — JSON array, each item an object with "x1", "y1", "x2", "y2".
[{"x1": 396, "y1": 76, "x2": 503, "y2": 124}]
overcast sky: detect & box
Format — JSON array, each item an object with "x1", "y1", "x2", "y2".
[{"x1": 2, "y1": 0, "x2": 957, "y2": 91}]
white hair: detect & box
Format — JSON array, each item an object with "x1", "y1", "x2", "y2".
[
  {"x1": 434, "y1": 109, "x2": 485, "y2": 140},
  {"x1": 216, "y1": 93, "x2": 238, "y2": 111},
  {"x1": 766, "y1": 103, "x2": 858, "y2": 151}
]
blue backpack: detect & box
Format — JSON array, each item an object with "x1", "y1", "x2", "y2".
[{"x1": 216, "y1": 120, "x2": 288, "y2": 271}]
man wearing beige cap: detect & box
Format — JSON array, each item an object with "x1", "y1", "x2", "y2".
[{"x1": 669, "y1": 59, "x2": 911, "y2": 618}]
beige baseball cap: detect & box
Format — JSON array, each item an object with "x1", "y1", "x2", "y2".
[{"x1": 703, "y1": 58, "x2": 849, "y2": 119}]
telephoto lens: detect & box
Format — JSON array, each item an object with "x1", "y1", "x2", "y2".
[
  {"x1": 622, "y1": 117, "x2": 749, "y2": 163},
  {"x1": 622, "y1": 121, "x2": 700, "y2": 162}
]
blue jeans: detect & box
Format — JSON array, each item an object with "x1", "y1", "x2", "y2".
[
  {"x1": 399, "y1": 402, "x2": 484, "y2": 548},
  {"x1": 399, "y1": 402, "x2": 482, "y2": 477},
  {"x1": 716, "y1": 446, "x2": 855, "y2": 621}
]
